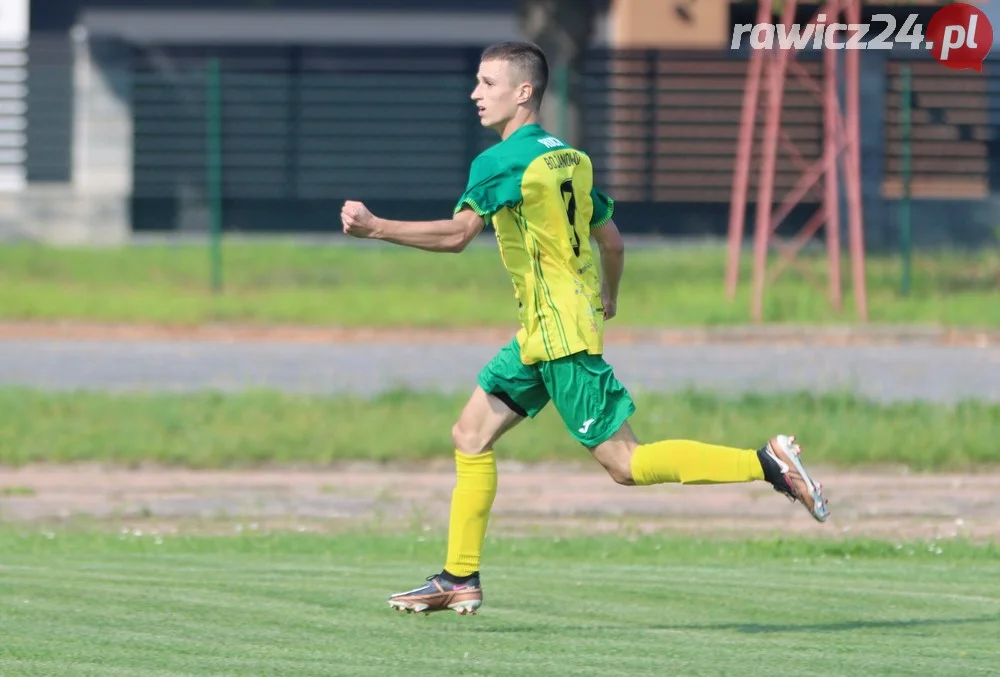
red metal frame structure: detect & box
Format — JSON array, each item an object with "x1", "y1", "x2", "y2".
[{"x1": 726, "y1": 0, "x2": 868, "y2": 322}]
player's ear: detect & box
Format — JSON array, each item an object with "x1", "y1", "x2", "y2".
[{"x1": 516, "y1": 82, "x2": 533, "y2": 105}]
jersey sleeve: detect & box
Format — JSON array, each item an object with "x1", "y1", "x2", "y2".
[
  {"x1": 454, "y1": 153, "x2": 521, "y2": 218},
  {"x1": 590, "y1": 187, "x2": 615, "y2": 228}
]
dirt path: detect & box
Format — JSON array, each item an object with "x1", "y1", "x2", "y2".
[{"x1": 1, "y1": 463, "x2": 997, "y2": 542}]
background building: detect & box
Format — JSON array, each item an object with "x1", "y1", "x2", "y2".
[{"x1": 3, "y1": 0, "x2": 1000, "y2": 250}]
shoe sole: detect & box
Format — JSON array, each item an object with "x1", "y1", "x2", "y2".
[
  {"x1": 772, "y1": 434, "x2": 830, "y2": 523},
  {"x1": 388, "y1": 598, "x2": 481, "y2": 616}
]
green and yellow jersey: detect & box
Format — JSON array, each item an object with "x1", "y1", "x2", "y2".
[{"x1": 454, "y1": 123, "x2": 615, "y2": 365}]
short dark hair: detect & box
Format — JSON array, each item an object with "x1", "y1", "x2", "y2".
[{"x1": 480, "y1": 41, "x2": 548, "y2": 109}]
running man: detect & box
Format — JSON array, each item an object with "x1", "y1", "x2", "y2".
[{"x1": 340, "y1": 41, "x2": 829, "y2": 616}]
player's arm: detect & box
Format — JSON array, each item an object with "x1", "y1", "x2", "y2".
[
  {"x1": 341, "y1": 201, "x2": 485, "y2": 253},
  {"x1": 591, "y1": 218, "x2": 625, "y2": 320}
]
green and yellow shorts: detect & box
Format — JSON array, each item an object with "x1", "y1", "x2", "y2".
[{"x1": 477, "y1": 337, "x2": 636, "y2": 447}]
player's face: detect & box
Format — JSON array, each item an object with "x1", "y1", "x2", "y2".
[{"x1": 472, "y1": 59, "x2": 528, "y2": 131}]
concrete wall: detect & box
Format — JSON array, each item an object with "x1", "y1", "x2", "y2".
[{"x1": 0, "y1": 26, "x2": 131, "y2": 245}]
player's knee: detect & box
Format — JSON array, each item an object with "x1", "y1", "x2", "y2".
[
  {"x1": 591, "y1": 436, "x2": 638, "y2": 486},
  {"x1": 592, "y1": 446, "x2": 635, "y2": 485},
  {"x1": 451, "y1": 420, "x2": 491, "y2": 455},
  {"x1": 604, "y1": 461, "x2": 635, "y2": 486}
]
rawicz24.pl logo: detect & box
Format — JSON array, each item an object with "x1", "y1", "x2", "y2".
[{"x1": 730, "y1": 1, "x2": 994, "y2": 72}]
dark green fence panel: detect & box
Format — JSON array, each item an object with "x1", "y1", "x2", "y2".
[{"x1": 127, "y1": 43, "x2": 1000, "y2": 248}]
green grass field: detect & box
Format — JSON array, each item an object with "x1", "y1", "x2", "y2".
[
  {"x1": 0, "y1": 530, "x2": 997, "y2": 676},
  {"x1": 1, "y1": 242, "x2": 997, "y2": 327},
  {"x1": 1, "y1": 387, "x2": 998, "y2": 471},
  {"x1": 5, "y1": 240, "x2": 999, "y2": 675}
]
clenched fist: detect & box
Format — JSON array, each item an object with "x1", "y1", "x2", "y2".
[
  {"x1": 341, "y1": 200, "x2": 378, "y2": 239},
  {"x1": 601, "y1": 287, "x2": 617, "y2": 321}
]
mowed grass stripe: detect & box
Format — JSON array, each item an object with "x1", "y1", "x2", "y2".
[
  {"x1": 11, "y1": 558, "x2": 997, "y2": 605},
  {"x1": 2, "y1": 566, "x2": 354, "y2": 675},
  {"x1": 1, "y1": 387, "x2": 998, "y2": 470},
  {"x1": 0, "y1": 533, "x2": 998, "y2": 676},
  {"x1": 524, "y1": 565, "x2": 1000, "y2": 604}
]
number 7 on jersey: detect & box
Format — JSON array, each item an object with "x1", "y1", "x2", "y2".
[{"x1": 560, "y1": 179, "x2": 581, "y2": 257}]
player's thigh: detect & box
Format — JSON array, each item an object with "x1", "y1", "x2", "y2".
[
  {"x1": 452, "y1": 386, "x2": 526, "y2": 454},
  {"x1": 454, "y1": 339, "x2": 550, "y2": 454},
  {"x1": 539, "y1": 352, "x2": 636, "y2": 450}
]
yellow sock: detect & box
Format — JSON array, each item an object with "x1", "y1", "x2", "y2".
[
  {"x1": 444, "y1": 450, "x2": 498, "y2": 577},
  {"x1": 630, "y1": 439, "x2": 765, "y2": 486}
]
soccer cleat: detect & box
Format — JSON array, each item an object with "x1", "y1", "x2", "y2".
[
  {"x1": 758, "y1": 434, "x2": 830, "y2": 523},
  {"x1": 387, "y1": 573, "x2": 483, "y2": 616}
]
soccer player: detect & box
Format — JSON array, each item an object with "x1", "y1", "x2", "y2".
[{"x1": 340, "y1": 41, "x2": 829, "y2": 616}]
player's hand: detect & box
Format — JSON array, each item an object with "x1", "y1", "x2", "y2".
[
  {"x1": 341, "y1": 200, "x2": 378, "y2": 239},
  {"x1": 602, "y1": 291, "x2": 617, "y2": 321}
]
